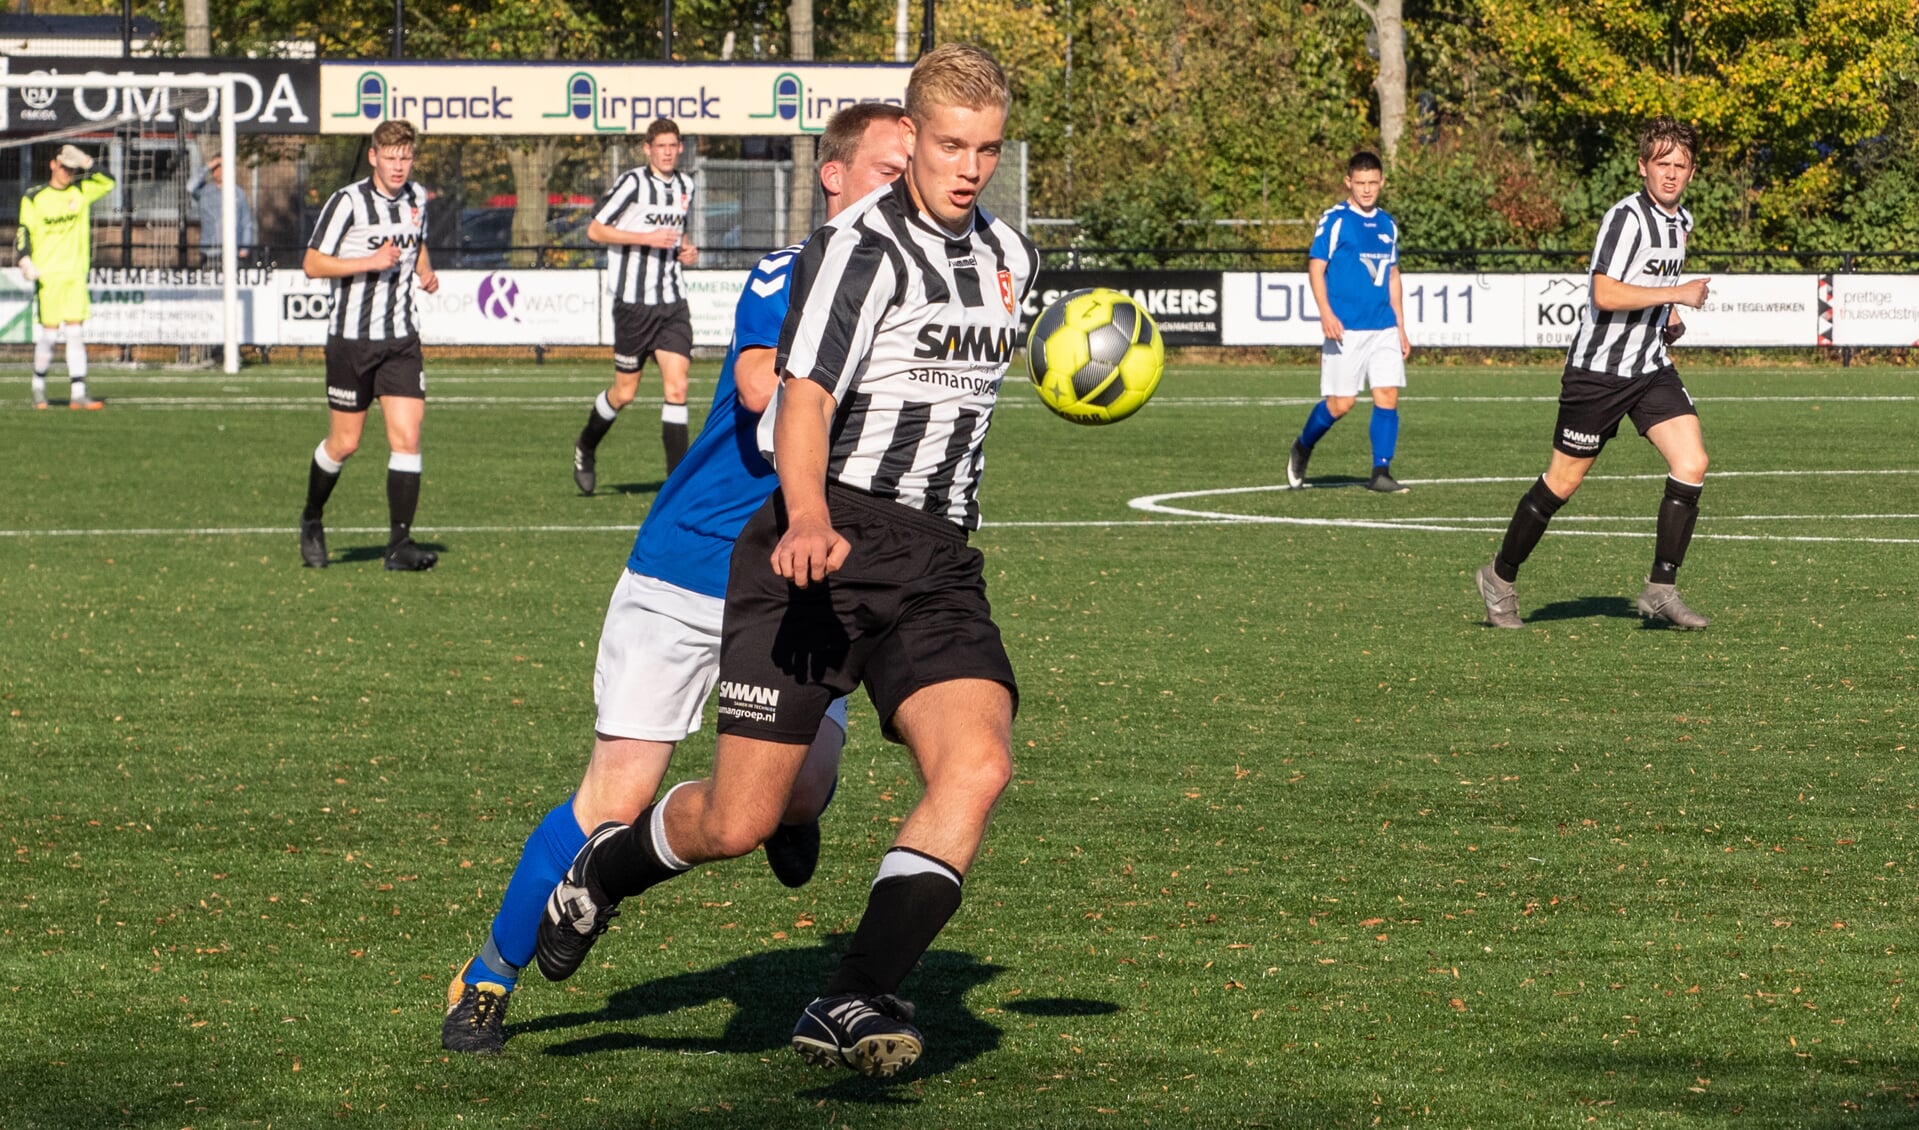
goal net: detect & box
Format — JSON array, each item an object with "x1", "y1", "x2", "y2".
[{"x1": 1, "y1": 71, "x2": 241, "y2": 371}]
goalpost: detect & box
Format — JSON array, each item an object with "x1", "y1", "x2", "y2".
[{"x1": 0, "y1": 71, "x2": 241, "y2": 373}]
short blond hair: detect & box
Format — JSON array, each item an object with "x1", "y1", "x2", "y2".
[
  {"x1": 370, "y1": 119, "x2": 416, "y2": 152},
  {"x1": 905, "y1": 44, "x2": 1010, "y2": 120}
]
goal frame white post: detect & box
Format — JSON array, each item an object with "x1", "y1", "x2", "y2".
[{"x1": 1, "y1": 72, "x2": 240, "y2": 374}]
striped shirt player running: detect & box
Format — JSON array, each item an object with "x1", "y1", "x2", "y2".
[
  {"x1": 298, "y1": 119, "x2": 442, "y2": 572},
  {"x1": 532, "y1": 45, "x2": 1038, "y2": 1079},
  {"x1": 439, "y1": 103, "x2": 909, "y2": 1057},
  {"x1": 573, "y1": 118, "x2": 700, "y2": 493},
  {"x1": 1477, "y1": 117, "x2": 1714, "y2": 630},
  {"x1": 1286, "y1": 150, "x2": 1413, "y2": 493},
  {"x1": 16, "y1": 144, "x2": 114, "y2": 409}
]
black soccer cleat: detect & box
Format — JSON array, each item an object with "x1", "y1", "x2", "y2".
[
  {"x1": 384, "y1": 539, "x2": 439, "y2": 572},
  {"x1": 792, "y1": 993, "x2": 923, "y2": 1077},
  {"x1": 299, "y1": 517, "x2": 328, "y2": 569},
  {"x1": 764, "y1": 820, "x2": 821, "y2": 888},
  {"x1": 535, "y1": 820, "x2": 626, "y2": 981},
  {"x1": 1367, "y1": 465, "x2": 1410, "y2": 494},
  {"x1": 441, "y1": 962, "x2": 511, "y2": 1055},
  {"x1": 573, "y1": 438, "x2": 596, "y2": 495},
  {"x1": 1286, "y1": 440, "x2": 1311, "y2": 489}
]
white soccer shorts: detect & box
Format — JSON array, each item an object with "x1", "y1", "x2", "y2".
[
  {"x1": 1320, "y1": 326, "x2": 1406, "y2": 398},
  {"x1": 594, "y1": 569, "x2": 847, "y2": 742}
]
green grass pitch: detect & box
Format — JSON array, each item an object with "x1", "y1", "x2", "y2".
[{"x1": 2, "y1": 361, "x2": 1914, "y2": 1127}]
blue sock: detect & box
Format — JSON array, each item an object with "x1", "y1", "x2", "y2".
[
  {"x1": 1369, "y1": 406, "x2": 1399, "y2": 467},
  {"x1": 465, "y1": 799, "x2": 589, "y2": 989},
  {"x1": 1299, "y1": 400, "x2": 1338, "y2": 449}
]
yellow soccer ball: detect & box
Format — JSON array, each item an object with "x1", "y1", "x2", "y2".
[{"x1": 1026, "y1": 288, "x2": 1164, "y2": 425}]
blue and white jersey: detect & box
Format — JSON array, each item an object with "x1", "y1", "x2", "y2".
[
  {"x1": 627, "y1": 244, "x2": 801, "y2": 598},
  {"x1": 1309, "y1": 201, "x2": 1400, "y2": 331}
]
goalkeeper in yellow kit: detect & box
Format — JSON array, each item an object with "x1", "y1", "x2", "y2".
[{"x1": 16, "y1": 144, "x2": 113, "y2": 409}]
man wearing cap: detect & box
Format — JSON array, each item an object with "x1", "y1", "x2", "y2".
[{"x1": 15, "y1": 144, "x2": 114, "y2": 409}]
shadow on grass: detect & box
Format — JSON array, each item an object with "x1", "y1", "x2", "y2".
[
  {"x1": 332, "y1": 539, "x2": 449, "y2": 565},
  {"x1": 1524, "y1": 1047, "x2": 1918, "y2": 1128},
  {"x1": 1524, "y1": 595, "x2": 1637, "y2": 623},
  {"x1": 522, "y1": 945, "x2": 1052, "y2": 1094},
  {"x1": 604, "y1": 480, "x2": 665, "y2": 496}
]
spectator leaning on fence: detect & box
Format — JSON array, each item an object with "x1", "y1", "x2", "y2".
[
  {"x1": 187, "y1": 153, "x2": 257, "y2": 266},
  {"x1": 15, "y1": 144, "x2": 114, "y2": 410}
]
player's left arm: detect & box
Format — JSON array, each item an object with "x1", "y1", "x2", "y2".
[
  {"x1": 413, "y1": 244, "x2": 439, "y2": 294},
  {"x1": 1389, "y1": 264, "x2": 1410, "y2": 359},
  {"x1": 78, "y1": 173, "x2": 115, "y2": 204}
]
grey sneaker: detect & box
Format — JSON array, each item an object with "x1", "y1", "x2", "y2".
[
  {"x1": 1637, "y1": 581, "x2": 1710, "y2": 629},
  {"x1": 1476, "y1": 563, "x2": 1522, "y2": 629},
  {"x1": 573, "y1": 438, "x2": 596, "y2": 495},
  {"x1": 1368, "y1": 465, "x2": 1410, "y2": 494},
  {"x1": 31, "y1": 388, "x2": 47, "y2": 409},
  {"x1": 1286, "y1": 440, "x2": 1311, "y2": 489}
]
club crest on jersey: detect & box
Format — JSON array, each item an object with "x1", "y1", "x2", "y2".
[{"x1": 997, "y1": 269, "x2": 1014, "y2": 314}]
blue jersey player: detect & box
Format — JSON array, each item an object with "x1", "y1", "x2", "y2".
[
  {"x1": 441, "y1": 104, "x2": 911, "y2": 1055},
  {"x1": 1286, "y1": 151, "x2": 1413, "y2": 494}
]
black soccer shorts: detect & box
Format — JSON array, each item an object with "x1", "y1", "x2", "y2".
[
  {"x1": 715, "y1": 484, "x2": 1019, "y2": 745},
  {"x1": 1551, "y1": 364, "x2": 1696, "y2": 458},
  {"x1": 611, "y1": 299, "x2": 693, "y2": 373},
  {"x1": 324, "y1": 334, "x2": 425, "y2": 413}
]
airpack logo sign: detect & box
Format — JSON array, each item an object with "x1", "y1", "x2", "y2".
[{"x1": 318, "y1": 63, "x2": 905, "y2": 136}]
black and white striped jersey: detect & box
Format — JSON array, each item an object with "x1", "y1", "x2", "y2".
[
  {"x1": 1567, "y1": 190, "x2": 1693, "y2": 377},
  {"x1": 767, "y1": 178, "x2": 1041, "y2": 530},
  {"x1": 595, "y1": 167, "x2": 695, "y2": 306},
  {"x1": 306, "y1": 178, "x2": 429, "y2": 341}
]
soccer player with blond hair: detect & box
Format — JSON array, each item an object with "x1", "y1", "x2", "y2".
[{"x1": 533, "y1": 44, "x2": 1040, "y2": 1078}]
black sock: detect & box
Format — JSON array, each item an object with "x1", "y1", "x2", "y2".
[
  {"x1": 592, "y1": 802, "x2": 690, "y2": 901},
  {"x1": 824, "y1": 849, "x2": 963, "y2": 998},
  {"x1": 580, "y1": 391, "x2": 619, "y2": 450},
  {"x1": 1494, "y1": 476, "x2": 1568, "y2": 583},
  {"x1": 662, "y1": 406, "x2": 689, "y2": 475},
  {"x1": 386, "y1": 469, "x2": 421, "y2": 548},
  {"x1": 303, "y1": 459, "x2": 340, "y2": 521},
  {"x1": 1650, "y1": 476, "x2": 1703, "y2": 585}
]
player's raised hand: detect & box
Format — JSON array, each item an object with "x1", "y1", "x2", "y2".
[
  {"x1": 1675, "y1": 277, "x2": 1711, "y2": 308},
  {"x1": 369, "y1": 239, "x2": 402, "y2": 271},
  {"x1": 772, "y1": 515, "x2": 850, "y2": 588}
]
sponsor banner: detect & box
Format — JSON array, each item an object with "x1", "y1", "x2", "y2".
[
  {"x1": 602, "y1": 271, "x2": 748, "y2": 348},
  {"x1": 319, "y1": 62, "x2": 908, "y2": 136},
  {"x1": 1228, "y1": 271, "x2": 1845, "y2": 348},
  {"x1": 1021, "y1": 271, "x2": 1221, "y2": 346},
  {"x1": 1521, "y1": 273, "x2": 1591, "y2": 349},
  {"x1": 0, "y1": 56, "x2": 319, "y2": 134},
  {"x1": 1401, "y1": 273, "x2": 1526, "y2": 347},
  {"x1": 1677, "y1": 274, "x2": 1816, "y2": 347},
  {"x1": 0, "y1": 266, "x2": 264, "y2": 344},
  {"x1": 1828, "y1": 274, "x2": 1919, "y2": 347},
  {"x1": 1220, "y1": 272, "x2": 1324, "y2": 346},
  {"x1": 418, "y1": 270, "x2": 601, "y2": 346}
]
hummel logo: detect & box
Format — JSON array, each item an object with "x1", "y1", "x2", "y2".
[
  {"x1": 719, "y1": 681, "x2": 780, "y2": 707},
  {"x1": 750, "y1": 275, "x2": 786, "y2": 298}
]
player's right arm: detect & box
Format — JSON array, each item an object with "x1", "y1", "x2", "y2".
[
  {"x1": 586, "y1": 173, "x2": 678, "y2": 249},
  {"x1": 302, "y1": 190, "x2": 398, "y2": 279},
  {"x1": 769, "y1": 378, "x2": 848, "y2": 587},
  {"x1": 1306, "y1": 210, "x2": 1344, "y2": 342},
  {"x1": 1588, "y1": 208, "x2": 1709, "y2": 310}
]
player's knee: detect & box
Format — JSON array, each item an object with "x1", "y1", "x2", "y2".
[
  {"x1": 1672, "y1": 450, "x2": 1708, "y2": 483},
  {"x1": 699, "y1": 805, "x2": 780, "y2": 860},
  {"x1": 329, "y1": 436, "x2": 361, "y2": 461},
  {"x1": 1326, "y1": 397, "x2": 1355, "y2": 418},
  {"x1": 934, "y1": 747, "x2": 1013, "y2": 809}
]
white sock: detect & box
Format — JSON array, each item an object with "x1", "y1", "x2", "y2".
[
  {"x1": 30, "y1": 374, "x2": 46, "y2": 402},
  {"x1": 63, "y1": 331, "x2": 87, "y2": 401},
  {"x1": 661, "y1": 402, "x2": 689, "y2": 425},
  {"x1": 33, "y1": 335, "x2": 54, "y2": 377},
  {"x1": 593, "y1": 390, "x2": 618, "y2": 421},
  {"x1": 650, "y1": 781, "x2": 697, "y2": 872},
  {"x1": 313, "y1": 439, "x2": 345, "y2": 474},
  {"x1": 388, "y1": 451, "x2": 422, "y2": 473}
]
